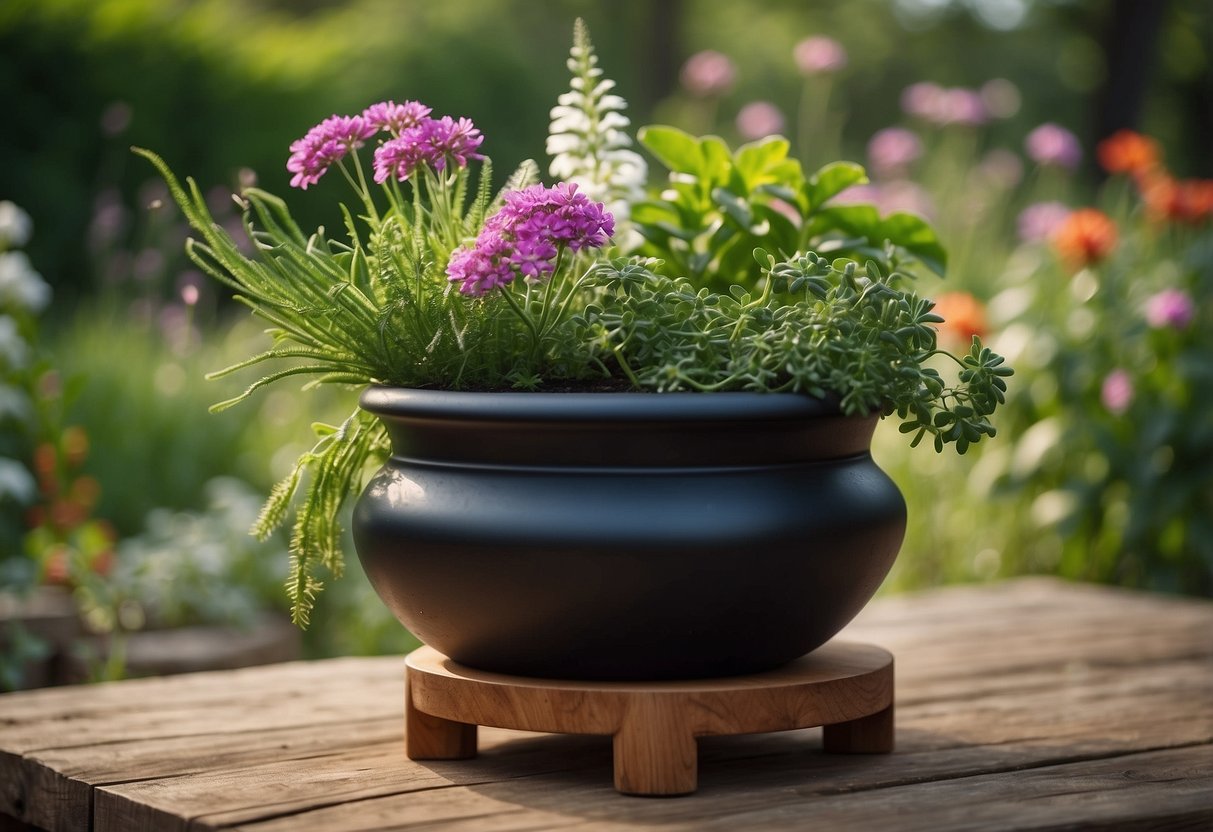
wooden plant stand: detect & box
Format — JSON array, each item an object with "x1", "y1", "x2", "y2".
[{"x1": 405, "y1": 641, "x2": 894, "y2": 796}]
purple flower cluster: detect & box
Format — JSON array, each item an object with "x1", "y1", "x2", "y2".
[
  {"x1": 735, "y1": 101, "x2": 785, "y2": 141},
  {"x1": 901, "y1": 82, "x2": 988, "y2": 127},
  {"x1": 867, "y1": 127, "x2": 923, "y2": 178},
  {"x1": 680, "y1": 50, "x2": 736, "y2": 97},
  {"x1": 287, "y1": 115, "x2": 377, "y2": 190},
  {"x1": 1025, "y1": 123, "x2": 1082, "y2": 170},
  {"x1": 447, "y1": 183, "x2": 614, "y2": 296},
  {"x1": 373, "y1": 116, "x2": 484, "y2": 184},
  {"x1": 1144, "y1": 288, "x2": 1195, "y2": 330},
  {"x1": 362, "y1": 100, "x2": 431, "y2": 135},
  {"x1": 1016, "y1": 201, "x2": 1072, "y2": 243},
  {"x1": 285, "y1": 100, "x2": 483, "y2": 190},
  {"x1": 1101, "y1": 369, "x2": 1134, "y2": 415},
  {"x1": 793, "y1": 36, "x2": 848, "y2": 75}
]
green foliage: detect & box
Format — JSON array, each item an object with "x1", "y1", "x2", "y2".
[
  {"x1": 632, "y1": 126, "x2": 946, "y2": 291},
  {"x1": 570, "y1": 250, "x2": 1008, "y2": 451}
]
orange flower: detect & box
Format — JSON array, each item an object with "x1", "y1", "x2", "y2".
[
  {"x1": 1052, "y1": 208, "x2": 1118, "y2": 267},
  {"x1": 932, "y1": 291, "x2": 988, "y2": 345},
  {"x1": 1096, "y1": 130, "x2": 1160, "y2": 177},
  {"x1": 1139, "y1": 174, "x2": 1213, "y2": 224}
]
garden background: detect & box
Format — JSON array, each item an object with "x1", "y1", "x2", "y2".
[{"x1": 2, "y1": 0, "x2": 1210, "y2": 682}]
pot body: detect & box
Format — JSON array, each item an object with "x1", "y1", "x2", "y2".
[{"x1": 353, "y1": 387, "x2": 905, "y2": 680}]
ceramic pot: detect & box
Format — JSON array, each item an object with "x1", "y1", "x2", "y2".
[{"x1": 352, "y1": 387, "x2": 905, "y2": 680}]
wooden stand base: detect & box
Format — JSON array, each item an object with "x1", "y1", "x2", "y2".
[{"x1": 405, "y1": 641, "x2": 894, "y2": 796}]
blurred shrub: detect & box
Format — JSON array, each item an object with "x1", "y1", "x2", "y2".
[{"x1": 875, "y1": 132, "x2": 1212, "y2": 596}]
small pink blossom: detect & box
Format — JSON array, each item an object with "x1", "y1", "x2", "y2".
[
  {"x1": 901, "y1": 83, "x2": 987, "y2": 126},
  {"x1": 1101, "y1": 369, "x2": 1134, "y2": 415},
  {"x1": 979, "y1": 79, "x2": 1021, "y2": 119},
  {"x1": 1025, "y1": 123, "x2": 1082, "y2": 170},
  {"x1": 680, "y1": 50, "x2": 736, "y2": 97},
  {"x1": 420, "y1": 116, "x2": 485, "y2": 171},
  {"x1": 941, "y1": 88, "x2": 988, "y2": 126},
  {"x1": 901, "y1": 82, "x2": 944, "y2": 120},
  {"x1": 372, "y1": 116, "x2": 484, "y2": 183},
  {"x1": 362, "y1": 100, "x2": 432, "y2": 135},
  {"x1": 867, "y1": 128, "x2": 923, "y2": 178},
  {"x1": 1016, "y1": 201, "x2": 1072, "y2": 243},
  {"x1": 735, "y1": 101, "x2": 785, "y2": 141},
  {"x1": 793, "y1": 36, "x2": 848, "y2": 75},
  {"x1": 287, "y1": 114, "x2": 377, "y2": 189},
  {"x1": 1144, "y1": 288, "x2": 1195, "y2": 330},
  {"x1": 448, "y1": 183, "x2": 614, "y2": 296}
]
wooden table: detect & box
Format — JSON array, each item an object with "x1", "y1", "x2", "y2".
[{"x1": 2, "y1": 578, "x2": 1211, "y2": 831}]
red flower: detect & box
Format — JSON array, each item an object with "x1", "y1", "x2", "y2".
[
  {"x1": 1141, "y1": 174, "x2": 1213, "y2": 224},
  {"x1": 1096, "y1": 130, "x2": 1160, "y2": 178},
  {"x1": 932, "y1": 292, "x2": 988, "y2": 345},
  {"x1": 1052, "y1": 209, "x2": 1118, "y2": 267}
]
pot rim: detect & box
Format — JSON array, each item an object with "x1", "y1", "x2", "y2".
[{"x1": 360, "y1": 385, "x2": 854, "y2": 425}]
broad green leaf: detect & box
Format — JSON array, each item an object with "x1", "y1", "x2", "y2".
[
  {"x1": 699, "y1": 135, "x2": 733, "y2": 186},
  {"x1": 734, "y1": 137, "x2": 790, "y2": 187},
  {"x1": 751, "y1": 204, "x2": 800, "y2": 256},
  {"x1": 878, "y1": 212, "x2": 948, "y2": 276},
  {"x1": 639, "y1": 125, "x2": 705, "y2": 175},
  {"x1": 811, "y1": 204, "x2": 883, "y2": 239},
  {"x1": 712, "y1": 187, "x2": 753, "y2": 228},
  {"x1": 805, "y1": 162, "x2": 868, "y2": 211},
  {"x1": 630, "y1": 201, "x2": 682, "y2": 225}
]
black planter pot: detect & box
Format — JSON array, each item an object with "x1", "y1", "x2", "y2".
[{"x1": 353, "y1": 387, "x2": 906, "y2": 681}]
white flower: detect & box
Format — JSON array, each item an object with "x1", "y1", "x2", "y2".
[
  {"x1": 0, "y1": 383, "x2": 32, "y2": 423},
  {"x1": 0, "y1": 315, "x2": 29, "y2": 367},
  {"x1": 547, "y1": 19, "x2": 647, "y2": 250},
  {"x1": 0, "y1": 251, "x2": 52, "y2": 313},
  {"x1": 0, "y1": 457, "x2": 37, "y2": 504},
  {"x1": 0, "y1": 201, "x2": 33, "y2": 248}
]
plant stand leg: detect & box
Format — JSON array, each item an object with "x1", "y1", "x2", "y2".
[
  {"x1": 822, "y1": 702, "x2": 894, "y2": 754},
  {"x1": 405, "y1": 685, "x2": 478, "y2": 760},
  {"x1": 612, "y1": 702, "x2": 699, "y2": 797}
]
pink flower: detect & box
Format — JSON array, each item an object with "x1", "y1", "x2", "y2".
[
  {"x1": 374, "y1": 136, "x2": 426, "y2": 183},
  {"x1": 901, "y1": 82, "x2": 944, "y2": 120},
  {"x1": 867, "y1": 128, "x2": 923, "y2": 178},
  {"x1": 362, "y1": 100, "x2": 432, "y2": 135},
  {"x1": 1101, "y1": 369, "x2": 1134, "y2": 415},
  {"x1": 735, "y1": 101, "x2": 785, "y2": 141},
  {"x1": 1144, "y1": 288, "x2": 1195, "y2": 330},
  {"x1": 793, "y1": 36, "x2": 848, "y2": 75},
  {"x1": 680, "y1": 50, "x2": 736, "y2": 97},
  {"x1": 941, "y1": 88, "x2": 988, "y2": 126},
  {"x1": 420, "y1": 116, "x2": 485, "y2": 171},
  {"x1": 900, "y1": 83, "x2": 987, "y2": 126},
  {"x1": 448, "y1": 183, "x2": 614, "y2": 296},
  {"x1": 372, "y1": 116, "x2": 484, "y2": 183},
  {"x1": 1025, "y1": 123, "x2": 1082, "y2": 170},
  {"x1": 979, "y1": 79, "x2": 1021, "y2": 119},
  {"x1": 1016, "y1": 201, "x2": 1072, "y2": 243},
  {"x1": 286, "y1": 115, "x2": 377, "y2": 189}
]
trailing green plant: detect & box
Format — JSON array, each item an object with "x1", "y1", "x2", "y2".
[
  {"x1": 137, "y1": 21, "x2": 1011, "y2": 625},
  {"x1": 572, "y1": 250, "x2": 1009, "y2": 452}
]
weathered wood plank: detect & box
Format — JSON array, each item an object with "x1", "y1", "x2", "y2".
[
  {"x1": 218, "y1": 745, "x2": 1213, "y2": 832},
  {"x1": 89, "y1": 653, "x2": 1212, "y2": 830},
  {"x1": 1, "y1": 578, "x2": 1209, "y2": 832}
]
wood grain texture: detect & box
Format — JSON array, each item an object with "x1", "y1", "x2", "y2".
[
  {"x1": 1, "y1": 578, "x2": 1210, "y2": 831},
  {"x1": 405, "y1": 641, "x2": 893, "y2": 795}
]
